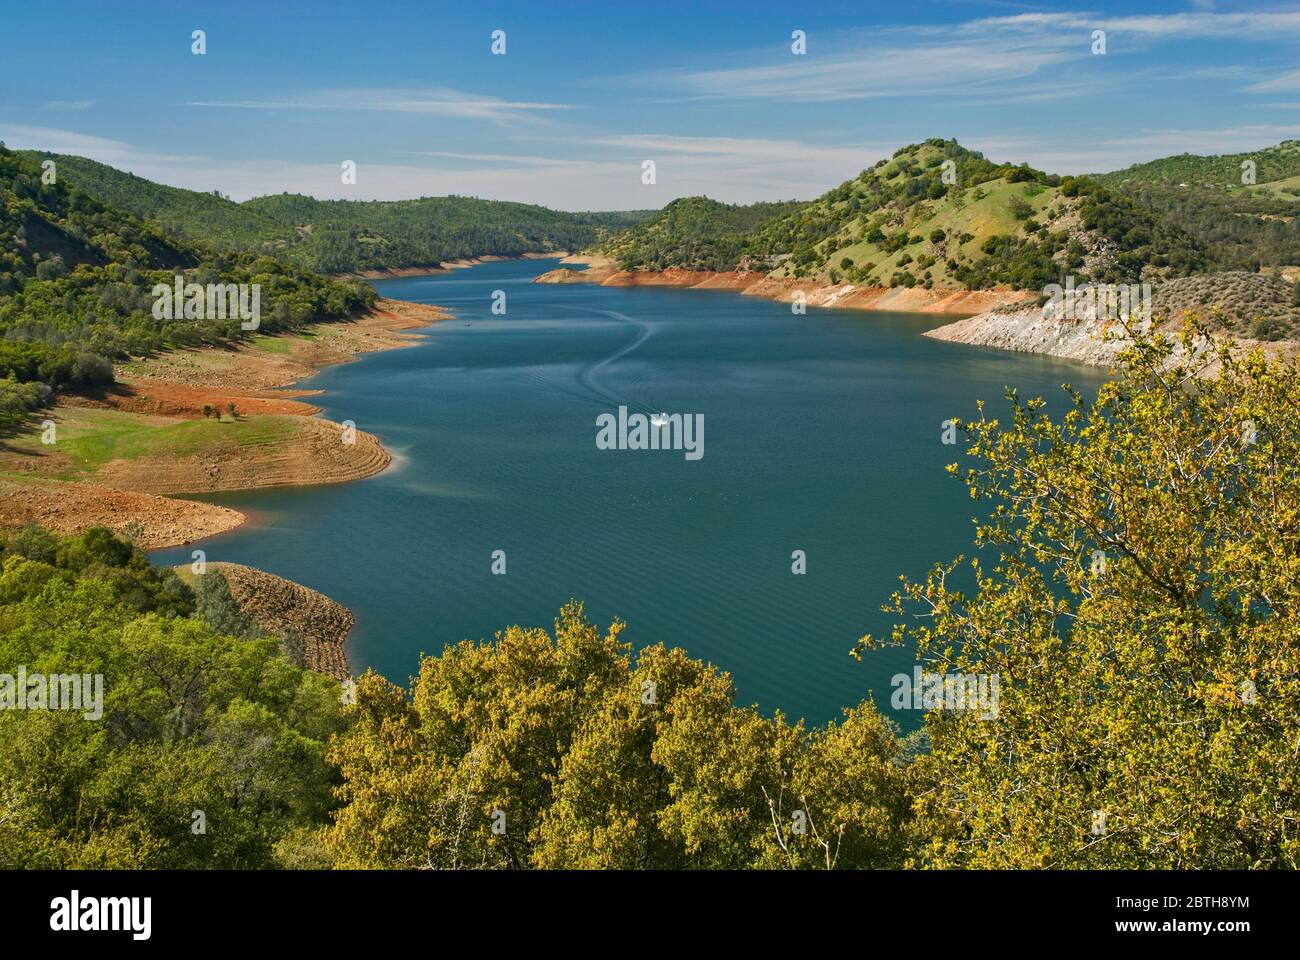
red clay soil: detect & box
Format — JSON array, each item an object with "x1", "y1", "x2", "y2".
[
  {"x1": 62, "y1": 380, "x2": 321, "y2": 418},
  {"x1": 0, "y1": 476, "x2": 243, "y2": 549},
  {"x1": 536, "y1": 257, "x2": 1029, "y2": 316}
]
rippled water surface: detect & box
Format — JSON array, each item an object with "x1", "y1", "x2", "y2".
[{"x1": 155, "y1": 259, "x2": 1103, "y2": 726}]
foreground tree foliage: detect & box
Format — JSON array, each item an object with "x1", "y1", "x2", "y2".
[
  {"x1": 862, "y1": 322, "x2": 1300, "y2": 868},
  {"x1": 0, "y1": 526, "x2": 346, "y2": 868},
  {"x1": 324, "y1": 603, "x2": 914, "y2": 869}
]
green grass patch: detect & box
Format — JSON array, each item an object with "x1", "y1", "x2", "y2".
[
  {"x1": 250, "y1": 329, "x2": 316, "y2": 354},
  {"x1": 250, "y1": 335, "x2": 293, "y2": 354},
  {"x1": 9, "y1": 408, "x2": 297, "y2": 479}
]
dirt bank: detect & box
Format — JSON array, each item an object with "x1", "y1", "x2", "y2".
[
  {"x1": 206, "y1": 562, "x2": 355, "y2": 679},
  {"x1": 0, "y1": 476, "x2": 244, "y2": 549},
  {"x1": 90, "y1": 416, "x2": 392, "y2": 496},
  {"x1": 118, "y1": 297, "x2": 442, "y2": 393},
  {"x1": 535, "y1": 255, "x2": 1027, "y2": 316}
]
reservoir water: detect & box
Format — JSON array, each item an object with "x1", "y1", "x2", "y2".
[{"x1": 155, "y1": 259, "x2": 1103, "y2": 727}]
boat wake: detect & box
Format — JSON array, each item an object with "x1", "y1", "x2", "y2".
[{"x1": 523, "y1": 306, "x2": 660, "y2": 416}]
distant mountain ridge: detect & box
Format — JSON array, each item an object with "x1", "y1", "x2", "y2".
[
  {"x1": 17, "y1": 151, "x2": 653, "y2": 275},
  {"x1": 1090, "y1": 141, "x2": 1300, "y2": 271},
  {"x1": 1093, "y1": 141, "x2": 1300, "y2": 188}
]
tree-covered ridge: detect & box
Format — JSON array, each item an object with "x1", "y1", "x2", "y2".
[
  {"x1": 1093, "y1": 140, "x2": 1300, "y2": 188},
  {"x1": 1090, "y1": 141, "x2": 1300, "y2": 273},
  {"x1": 599, "y1": 196, "x2": 806, "y2": 272},
  {"x1": 0, "y1": 144, "x2": 375, "y2": 430},
  {"x1": 1109, "y1": 183, "x2": 1300, "y2": 273},
  {"x1": 595, "y1": 139, "x2": 1208, "y2": 292},
  {"x1": 1, "y1": 145, "x2": 193, "y2": 284},
  {"x1": 12, "y1": 152, "x2": 291, "y2": 254},
  {"x1": 243, "y1": 193, "x2": 652, "y2": 275},
  {"x1": 20, "y1": 151, "x2": 653, "y2": 274}
]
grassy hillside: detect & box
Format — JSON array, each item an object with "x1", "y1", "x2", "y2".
[
  {"x1": 13, "y1": 153, "x2": 291, "y2": 253},
  {"x1": 20, "y1": 151, "x2": 652, "y2": 274},
  {"x1": 1, "y1": 150, "x2": 193, "y2": 283},
  {"x1": 598, "y1": 139, "x2": 1207, "y2": 292}
]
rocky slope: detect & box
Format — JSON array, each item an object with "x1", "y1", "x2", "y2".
[
  {"x1": 925, "y1": 301, "x2": 1299, "y2": 370},
  {"x1": 209, "y1": 562, "x2": 354, "y2": 679},
  {"x1": 0, "y1": 477, "x2": 243, "y2": 549}
]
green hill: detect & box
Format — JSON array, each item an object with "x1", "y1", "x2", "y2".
[
  {"x1": 601, "y1": 196, "x2": 806, "y2": 271},
  {"x1": 1, "y1": 151, "x2": 193, "y2": 282},
  {"x1": 599, "y1": 139, "x2": 1206, "y2": 291},
  {"x1": 1094, "y1": 141, "x2": 1300, "y2": 189},
  {"x1": 1091, "y1": 142, "x2": 1300, "y2": 271},
  {"x1": 241, "y1": 192, "x2": 651, "y2": 274},
  {"x1": 19, "y1": 152, "x2": 652, "y2": 274},
  {"x1": 0, "y1": 144, "x2": 373, "y2": 428},
  {"x1": 14, "y1": 153, "x2": 291, "y2": 253}
]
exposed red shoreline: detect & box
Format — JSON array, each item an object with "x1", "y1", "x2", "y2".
[{"x1": 534, "y1": 254, "x2": 1029, "y2": 317}]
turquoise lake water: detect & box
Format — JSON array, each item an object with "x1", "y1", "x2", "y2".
[{"x1": 154, "y1": 258, "x2": 1103, "y2": 727}]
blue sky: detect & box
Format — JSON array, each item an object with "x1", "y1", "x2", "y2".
[{"x1": 3, "y1": 0, "x2": 1300, "y2": 209}]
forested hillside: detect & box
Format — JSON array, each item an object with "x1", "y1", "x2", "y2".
[
  {"x1": 0, "y1": 144, "x2": 374, "y2": 429},
  {"x1": 597, "y1": 139, "x2": 1207, "y2": 291},
  {"x1": 1093, "y1": 141, "x2": 1300, "y2": 271},
  {"x1": 601, "y1": 196, "x2": 805, "y2": 271},
  {"x1": 20, "y1": 151, "x2": 652, "y2": 274},
  {"x1": 0, "y1": 524, "x2": 347, "y2": 868},
  {"x1": 1095, "y1": 140, "x2": 1300, "y2": 188}
]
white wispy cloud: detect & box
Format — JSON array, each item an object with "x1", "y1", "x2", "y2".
[
  {"x1": 640, "y1": 39, "x2": 1073, "y2": 103},
  {"x1": 967, "y1": 124, "x2": 1300, "y2": 175},
  {"x1": 0, "y1": 126, "x2": 196, "y2": 169},
  {"x1": 187, "y1": 87, "x2": 572, "y2": 124},
  {"x1": 627, "y1": 10, "x2": 1300, "y2": 104},
  {"x1": 41, "y1": 100, "x2": 96, "y2": 111},
  {"x1": 0, "y1": 125, "x2": 885, "y2": 208},
  {"x1": 1247, "y1": 69, "x2": 1300, "y2": 93}
]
